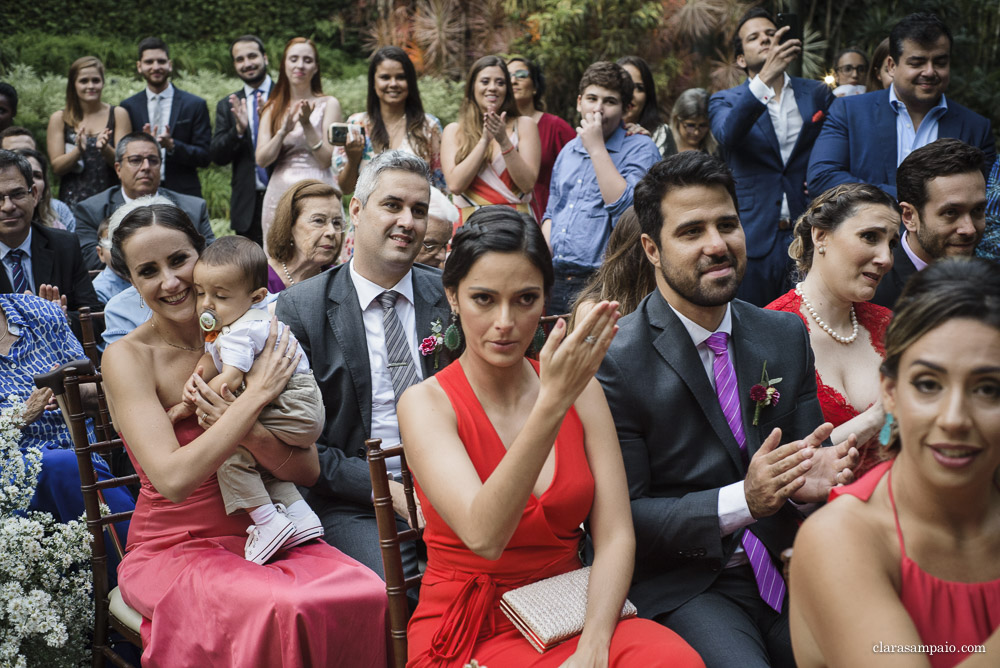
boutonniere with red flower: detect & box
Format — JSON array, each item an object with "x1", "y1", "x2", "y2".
[
  {"x1": 811, "y1": 110, "x2": 825, "y2": 123},
  {"x1": 750, "y1": 361, "x2": 782, "y2": 426},
  {"x1": 420, "y1": 317, "x2": 445, "y2": 369}
]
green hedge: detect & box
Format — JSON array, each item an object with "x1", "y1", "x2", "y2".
[{"x1": 0, "y1": 1, "x2": 363, "y2": 50}]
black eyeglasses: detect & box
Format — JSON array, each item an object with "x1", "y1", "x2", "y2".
[
  {"x1": 0, "y1": 189, "x2": 32, "y2": 205},
  {"x1": 125, "y1": 154, "x2": 162, "y2": 167},
  {"x1": 836, "y1": 65, "x2": 866, "y2": 76},
  {"x1": 682, "y1": 121, "x2": 709, "y2": 132}
]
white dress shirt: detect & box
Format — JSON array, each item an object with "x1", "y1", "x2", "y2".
[
  {"x1": 146, "y1": 83, "x2": 175, "y2": 180},
  {"x1": 749, "y1": 73, "x2": 803, "y2": 221},
  {"x1": 349, "y1": 259, "x2": 423, "y2": 477},
  {"x1": 669, "y1": 303, "x2": 754, "y2": 567}
]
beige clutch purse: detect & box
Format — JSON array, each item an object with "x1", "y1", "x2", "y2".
[{"x1": 499, "y1": 566, "x2": 637, "y2": 653}]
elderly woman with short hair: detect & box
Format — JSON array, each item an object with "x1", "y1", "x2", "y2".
[{"x1": 265, "y1": 179, "x2": 345, "y2": 292}]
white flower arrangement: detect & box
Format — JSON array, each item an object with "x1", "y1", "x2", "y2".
[{"x1": 0, "y1": 397, "x2": 93, "y2": 668}]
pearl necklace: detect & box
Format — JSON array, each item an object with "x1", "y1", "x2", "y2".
[
  {"x1": 795, "y1": 284, "x2": 859, "y2": 345},
  {"x1": 281, "y1": 261, "x2": 295, "y2": 286}
]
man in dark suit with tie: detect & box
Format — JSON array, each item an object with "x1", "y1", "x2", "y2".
[
  {"x1": 597, "y1": 152, "x2": 858, "y2": 668},
  {"x1": 73, "y1": 132, "x2": 214, "y2": 271},
  {"x1": 709, "y1": 8, "x2": 835, "y2": 307},
  {"x1": 277, "y1": 151, "x2": 450, "y2": 586},
  {"x1": 808, "y1": 13, "x2": 995, "y2": 199},
  {"x1": 872, "y1": 138, "x2": 987, "y2": 308},
  {"x1": 211, "y1": 35, "x2": 272, "y2": 247},
  {"x1": 120, "y1": 37, "x2": 211, "y2": 198},
  {"x1": 0, "y1": 150, "x2": 100, "y2": 312}
]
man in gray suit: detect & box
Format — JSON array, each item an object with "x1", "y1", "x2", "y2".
[
  {"x1": 277, "y1": 151, "x2": 450, "y2": 584},
  {"x1": 597, "y1": 152, "x2": 858, "y2": 668},
  {"x1": 73, "y1": 131, "x2": 214, "y2": 271}
]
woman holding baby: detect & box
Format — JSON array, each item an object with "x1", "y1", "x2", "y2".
[{"x1": 101, "y1": 200, "x2": 386, "y2": 667}]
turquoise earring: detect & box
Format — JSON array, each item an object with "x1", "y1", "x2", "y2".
[
  {"x1": 878, "y1": 413, "x2": 895, "y2": 447},
  {"x1": 443, "y1": 312, "x2": 462, "y2": 351}
]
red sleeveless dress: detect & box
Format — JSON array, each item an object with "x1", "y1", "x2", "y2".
[
  {"x1": 406, "y1": 359, "x2": 704, "y2": 667},
  {"x1": 767, "y1": 290, "x2": 892, "y2": 477},
  {"x1": 830, "y1": 461, "x2": 1000, "y2": 668},
  {"x1": 118, "y1": 417, "x2": 388, "y2": 667}
]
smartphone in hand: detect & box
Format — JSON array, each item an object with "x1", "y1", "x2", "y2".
[{"x1": 776, "y1": 13, "x2": 802, "y2": 45}]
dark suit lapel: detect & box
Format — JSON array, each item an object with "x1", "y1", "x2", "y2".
[
  {"x1": 875, "y1": 92, "x2": 898, "y2": 186},
  {"x1": 730, "y1": 303, "x2": 767, "y2": 458},
  {"x1": 789, "y1": 79, "x2": 818, "y2": 158},
  {"x1": 328, "y1": 267, "x2": 373, "y2": 437},
  {"x1": 748, "y1": 80, "x2": 783, "y2": 163},
  {"x1": 892, "y1": 239, "x2": 918, "y2": 291},
  {"x1": 937, "y1": 104, "x2": 961, "y2": 141},
  {"x1": 411, "y1": 269, "x2": 451, "y2": 378},
  {"x1": 647, "y1": 293, "x2": 745, "y2": 473},
  {"x1": 29, "y1": 226, "x2": 55, "y2": 289},
  {"x1": 168, "y1": 86, "x2": 182, "y2": 130}
]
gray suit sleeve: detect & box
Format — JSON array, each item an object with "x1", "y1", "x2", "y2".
[
  {"x1": 276, "y1": 290, "x2": 375, "y2": 506},
  {"x1": 196, "y1": 200, "x2": 215, "y2": 245},
  {"x1": 597, "y1": 350, "x2": 731, "y2": 564},
  {"x1": 72, "y1": 200, "x2": 103, "y2": 271}
]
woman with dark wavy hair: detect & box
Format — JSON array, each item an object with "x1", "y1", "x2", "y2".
[
  {"x1": 335, "y1": 47, "x2": 444, "y2": 196},
  {"x1": 791, "y1": 257, "x2": 1000, "y2": 668},
  {"x1": 507, "y1": 56, "x2": 575, "y2": 222},
  {"x1": 400, "y1": 206, "x2": 704, "y2": 667},
  {"x1": 442, "y1": 56, "x2": 541, "y2": 223},
  {"x1": 617, "y1": 56, "x2": 671, "y2": 158}
]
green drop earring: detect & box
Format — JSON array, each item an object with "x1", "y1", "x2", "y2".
[
  {"x1": 443, "y1": 312, "x2": 462, "y2": 351},
  {"x1": 530, "y1": 324, "x2": 546, "y2": 354}
]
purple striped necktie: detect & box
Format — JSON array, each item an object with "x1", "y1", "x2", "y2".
[
  {"x1": 5, "y1": 249, "x2": 29, "y2": 295},
  {"x1": 705, "y1": 331, "x2": 786, "y2": 613}
]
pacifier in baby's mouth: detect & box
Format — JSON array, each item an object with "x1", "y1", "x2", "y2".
[{"x1": 199, "y1": 309, "x2": 219, "y2": 332}]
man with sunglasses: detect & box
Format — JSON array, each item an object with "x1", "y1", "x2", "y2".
[{"x1": 73, "y1": 131, "x2": 215, "y2": 271}]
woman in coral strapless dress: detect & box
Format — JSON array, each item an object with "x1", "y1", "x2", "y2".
[
  {"x1": 102, "y1": 200, "x2": 386, "y2": 667},
  {"x1": 399, "y1": 207, "x2": 704, "y2": 667}
]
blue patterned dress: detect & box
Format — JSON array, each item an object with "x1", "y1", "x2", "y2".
[
  {"x1": 0, "y1": 294, "x2": 133, "y2": 537},
  {"x1": 976, "y1": 158, "x2": 1000, "y2": 262}
]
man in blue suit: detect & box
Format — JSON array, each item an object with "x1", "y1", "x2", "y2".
[
  {"x1": 808, "y1": 13, "x2": 996, "y2": 199},
  {"x1": 710, "y1": 8, "x2": 834, "y2": 307},
  {"x1": 120, "y1": 37, "x2": 211, "y2": 198}
]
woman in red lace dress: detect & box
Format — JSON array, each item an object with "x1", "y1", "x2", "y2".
[
  {"x1": 399, "y1": 207, "x2": 703, "y2": 667},
  {"x1": 766, "y1": 183, "x2": 901, "y2": 478},
  {"x1": 789, "y1": 258, "x2": 1000, "y2": 668}
]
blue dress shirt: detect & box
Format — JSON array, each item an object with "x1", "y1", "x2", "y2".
[
  {"x1": 889, "y1": 85, "x2": 948, "y2": 166},
  {"x1": 544, "y1": 126, "x2": 661, "y2": 270}
]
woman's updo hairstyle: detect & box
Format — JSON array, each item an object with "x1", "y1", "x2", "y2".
[
  {"x1": 788, "y1": 182, "x2": 900, "y2": 276},
  {"x1": 878, "y1": 257, "x2": 1000, "y2": 452},
  {"x1": 442, "y1": 205, "x2": 553, "y2": 296},
  {"x1": 111, "y1": 202, "x2": 205, "y2": 278}
]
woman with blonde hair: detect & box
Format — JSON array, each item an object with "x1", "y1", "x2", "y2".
[
  {"x1": 46, "y1": 56, "x2": 131, "y2": 205},
  {"x1": 570, "y1": 207, "x2": 655, "y2": 326},
  {"x1": 256, "y1": 37, "x2": 343, "y2": 251},
  {"x1": 441, "y1": 56, "x2": 541, "y2": 223},
  {"x1": 767, "y1": 183, "x2": 901, "y2": 478},
  {"x1": 667, "y1": 88, "x2": 718, "y2": 157}
]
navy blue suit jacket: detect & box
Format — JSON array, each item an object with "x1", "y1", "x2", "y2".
[
  {"x1": 120, "y1": 86, "x2": 211, "y2": 198},
  {"x1": 807, "y1": 89, "x2": 996, "y2": 198},
  {"x1": 710, "y1": 78, "x2": 835, "y2": 259}
]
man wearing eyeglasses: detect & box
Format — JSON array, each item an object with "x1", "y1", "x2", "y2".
[
  {"x1": 0, "y1": 149, "x2": 101, "y2": 313},
  {"x1": 73, "y1": 131, "x2": 215, "y2": 271}
]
